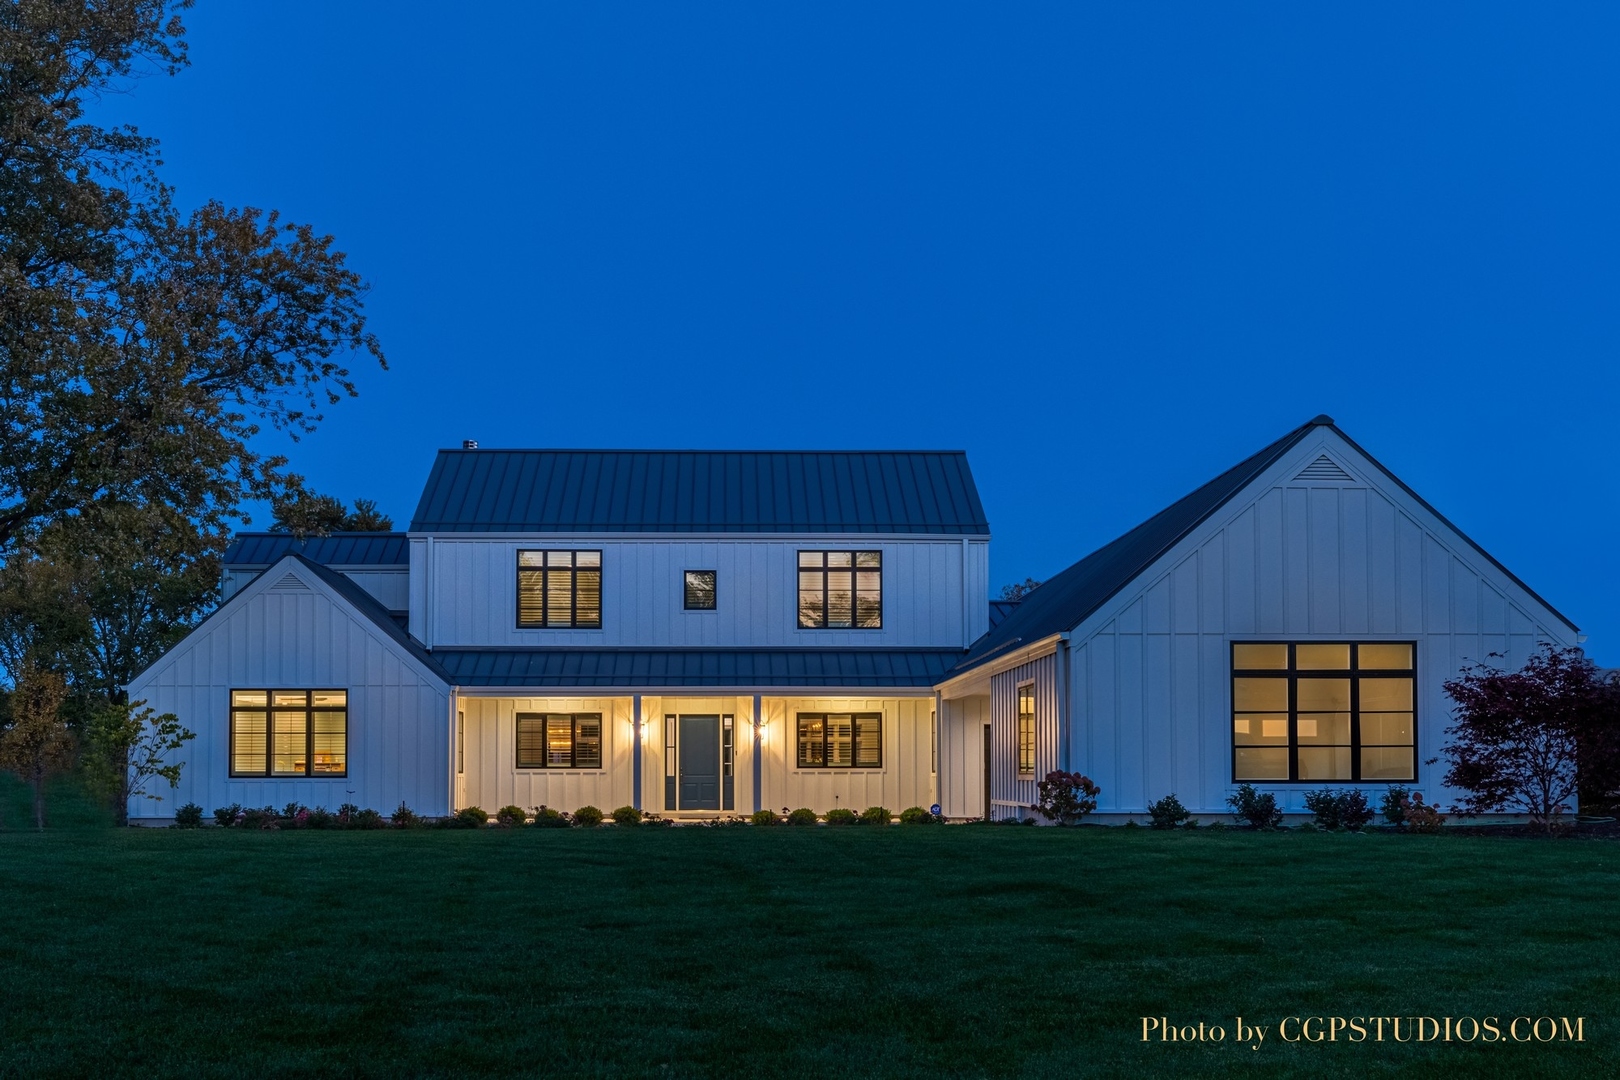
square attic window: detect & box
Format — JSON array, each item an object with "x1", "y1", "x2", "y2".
[{"x1": 684, "y1": 570, "x2": 717, "y2": 610}]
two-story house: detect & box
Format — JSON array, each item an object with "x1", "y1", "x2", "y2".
[
  {"x1": 126, "y1": 418, "x2": 1580, "y2": 823},
  {"x1": 129, "y1": 451, "x2": 990, "y2": 820}
]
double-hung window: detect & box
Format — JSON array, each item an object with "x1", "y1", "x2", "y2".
[
  {"x1": 796, "y1": 713, "x2": 882, "y2": 768},
  {"x1": 797, "y1": 551, "x2": 881, "y2": 628},
  {"x1": 1231, "y1": 642, "x2": 1416, "y2": 782},
  {"x1": 230, "y1": 690, "x2": 347, "y2": 777},
  {"x1": 517, "y1": 550, "x2": 602, "y2": 628},
  {"x1": 516, "y1": 713, "x2": 602, "y2": 769}
]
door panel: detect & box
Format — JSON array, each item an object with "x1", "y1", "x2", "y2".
[{"x1": 679, "y1": 715, "x2": 721, "y2": 810}]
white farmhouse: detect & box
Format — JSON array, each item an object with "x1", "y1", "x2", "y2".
[{"x1": 127, "y1": 417, "x2": 1578, "y2": 822}]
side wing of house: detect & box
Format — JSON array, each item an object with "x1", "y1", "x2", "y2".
[
  {"x1": 126, "y1": 556, "x2": 451, "y2": 822},
  {"x1": 1058, "y1": 424, "x2": 1575, "y2": 818}
]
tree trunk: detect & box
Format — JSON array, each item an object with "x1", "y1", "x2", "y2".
[
  {"x1": 33, "y1": 771, "x2": 46, "y2": 831},
  {"x1": 113, "y1": 742, "x2": 130, "y2": 826}
]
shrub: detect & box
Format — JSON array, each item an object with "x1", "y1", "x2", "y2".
[
  {"x1": 640, "y1": 812, "x2": 674, "y2": 827},
  {"x1": 213, "y1": 803, "x2": 242, "y2": 827},
  {"x1": 532, "y1": 806, "x2": 571, "y2": 828},
  {"x1": 353, "y1": 808, "x2": 386, "y2": 830},
  {"x1": 611, "y1": 805, "x2": 640, "y2": 826},
  {"x1": 306, "y1": 806, "x2": 337, "y2": 829},
  {"x1": 859, "y1": 806, "x2": 892, "y2": 826},
  {"x1": 825, "y1": 808, "x2": 858, "y2": 827},
  {"x1": 749, "y1": 809, "x2": 780, "y2": 826},
  {"x1": 1405, "y1": 793, "x2": 1446, "y2": 833},
  {"x1": 495, "y1": 805, "x2": 528, "y2": 827},
  {"x1": 173, "y1": 802, "x2": 204, "y2": 828},
  {"x1": 390, "y1": 802, "x2": 421, "y2": 828},
  {"x1": 1302, "y1": 789, "x2": 1345, "y2": 830},
  {"x1": 240, "y1": 805, "x2": 279, "y2": 830},
  {"x1": 1381, "y1": 785, "x2": 1410, "y2": 827},
  {"x1": 1302, "y1": 789, "x2": 1374, "y2": 831},
  {"x1": 452, "y1": 806, "x2": 488, "y2": 829},
  {"x1": 1339, "y1": 790, "x2": 1373, "y2": 830},
  {"x1": 786, "y1": 808, "x2": 818, "y2": 826},
  {"x1": 337, "y1": 803, "x2": 361, "y2": 827},
  {"x1": 1146, "y1": 793, "x2": 1193, "y2": 830},
  {"x1": 1226, "y1": 784, "x2": 1282, "y2": 829},
  {"x1": 573, "y1": 805, "x2": 604, "y2": 827},
  {"x1": 899, "y1": 806, "x2": 938, "y2": 825},
  {"x1": 1034, "y1": 770, "x2": 1100, "y2": 825}
]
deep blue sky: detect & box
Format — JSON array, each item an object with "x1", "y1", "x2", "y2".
[{"x1": 104, "y1": 3, "x2": 1617, "y2": 660}]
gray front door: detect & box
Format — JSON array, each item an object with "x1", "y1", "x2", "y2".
[{"x1": 679, "y1": 715, "x2": 721, "y2": 810}]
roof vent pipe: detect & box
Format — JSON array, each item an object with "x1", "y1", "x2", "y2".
[{"x1": 462, "y1": 439, "x2": 479, "y2": 449}]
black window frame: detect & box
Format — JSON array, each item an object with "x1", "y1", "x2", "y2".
[
  {"x1": 1015, "y1": 682, "x2": 1036, "y2": 777},
  {"x1": 795, "y1": 712, "x2": 883, "y2": 769},
  {"x1": 228, "y1": 689, "x2": 348, "y2": 778},
  {"x1": 796, "y1": 550, "x2": 882, "y2": 629},
  {"x1": 516, "y1": 550, "x2": 603, "y2": 629},
  {"x1": 1230, "y1": 641, "x2": 1417, "y2": 784},
  {"x1": 684, "y1": 569, "x2": 717, "y2": 611},
  {"x1": 515, "y1": 712, "x2": 603, "y2": 769}
]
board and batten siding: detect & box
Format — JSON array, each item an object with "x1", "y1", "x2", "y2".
[
  {"x1": 988, "y1": 655, "x2": 1060, "y2": 820},
  {"x1": 126, "y1": 566, "x2": 451, "y2": 820},
  {"x1": 938, "y1": 694, "x2": 988, "y2": 819},
  {"x1": 459, "y1": 695, "x2": 635, "y2": 813},
  {"x1": 1063, "y1": 436, "x2": 1576, "y2": 818},
  {"x1": 409, "y1": 538, "x2": 988, "y2": 649},
  {"x1": 759, "y1": 697, "x2": 936, "y2": 815}
]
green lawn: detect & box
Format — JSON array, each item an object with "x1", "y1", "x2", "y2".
[{"x1": 1, "y1": 798, "x2": 1617, "y2": 1078}]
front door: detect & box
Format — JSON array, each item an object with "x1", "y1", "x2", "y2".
[{"x1": 679, "y1": 715, "x2": 721, "y2": 810}]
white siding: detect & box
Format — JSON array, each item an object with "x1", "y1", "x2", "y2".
[
  {"x1": 989, "y1": 654, "x2": 1059, "y2": 820},
  {"x1": 938, "y1": 694, "x2": 988, "y2": 819},
  {"x1": 460, "y1": 695, "x2": 636, "y2": 814},
  {"x1": 1059, "y1": 430, "x2": 1576, "y2": 817},
  {"x1": 127, "y1": 563, "x2": 450, "y2": 820},
  {"x1": 757, "y1": 697, "x2": 935, "y2": 815},
  {"x1": 223, "y1": 567, "x2": 407, "y2": 610},
  {"x1": 417, "y1": 538, "x2": 981, "y2": 649}
]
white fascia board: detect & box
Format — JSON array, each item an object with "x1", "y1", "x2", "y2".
[
  {"x1": 933, "y1": 633, "x2": 1064, "y2": 699},
  {"x1": 450, "y1": 685, "x2": 939, "y2": 698},
  {"x1": 404, "y1": 530, "x2": 990, "y2": 543}
]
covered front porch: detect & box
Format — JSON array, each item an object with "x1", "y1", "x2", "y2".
[{"x1": 452, "y1": 692, "x2": 940, "y2": 819}]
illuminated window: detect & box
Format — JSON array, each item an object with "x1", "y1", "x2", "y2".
[
  {"x1": 796, "y1": 713, "x2": 882, "y2": 768},
  {"x1": 517, "y1": 551, "x2": 602, "y2": 628},
  {"x1": 230, "y1": 690, "x2": 346, "y2": 777},
  {"x1": 797, "y1": 551, "x2": 882, "y2": 628},
  {"x1": 1016, "y1": 684, "x2": 1035, "y2": 776},
  {"x1": 516, "y1": 713, "x2": 602, "y2": 769},
  {"x1": 684, "y1": 570, "x2": 717, "y2": 610},
  {"x1": 1231, "y1": 642, "x2": 1416, "y2": 782}
]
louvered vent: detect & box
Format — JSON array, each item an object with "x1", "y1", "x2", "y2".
[
  {"x1": 268, "y1": 572, "x2": 309, "y2": 592},
  {"x1": 1294, "y1": 455, "x2": 1353, "y2": 482}
]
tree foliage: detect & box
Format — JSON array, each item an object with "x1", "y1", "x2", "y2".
[
  {"x1": 270, "y1": 492, "x2": 393, "y2": 535},
  {"x1": 999, "y1": 577, "x2": 1042, "y2": 602},
  {"x1": 1033, "y1": 770, "x2": 1099, "y2": 825},
  {"x1": 0, "y1": 662, "x2": 74, "y2": 829},
  {"x1": 1441, "y1": 645, "x2": 1620, "y2": 830},
  {"x1": 82, "y1": 697, "x2": 194, "y2": 817}
]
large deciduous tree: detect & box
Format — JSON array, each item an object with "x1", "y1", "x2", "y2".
[{"x1": 0, "y1": 2, "x2": 387, "y2": 819}]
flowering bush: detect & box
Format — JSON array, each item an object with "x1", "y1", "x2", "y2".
[
  {"x1": 1034, "y1": 771, "x2": 1100, "y2": 825},
  {"x1": 1382, "y1": 787, "x2": 1445, "y2": 833}
]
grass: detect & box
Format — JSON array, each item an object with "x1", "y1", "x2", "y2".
[{"x1": 1, "y1": 796, "x2": 1618, "y2": 1077}]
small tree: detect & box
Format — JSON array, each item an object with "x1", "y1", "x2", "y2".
[
  {"x1": 83, "y1": 700, "x2": 196, "y2": 821},
  {"x1": 1442, "y1": 645, "x2": 1619, "y2": 831},
  {"x1": 1034, "y1": 770, "x2": 1100, "y2": 825},
  {"x1": 0, "y1": 665, "x2": 75, "y2": 829}
]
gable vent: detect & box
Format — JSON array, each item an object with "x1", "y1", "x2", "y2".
[
  {"x1": 1294, "y1": 455, "x2": 1353, "y2": 482},
  {"x1": 268, "y1": 573, "x2": 309, "y2": 592}
]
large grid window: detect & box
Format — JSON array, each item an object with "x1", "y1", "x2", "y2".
[
  {"x1": 518, "y1": 550, "x2": 602, "y2": 628},
  {"x1": 230, "y1": 690, "x2": 347, "y2": 777},
  {"x1": 1016, "y1": 683, "x2": 1036, "y2": 776},
  {"x1": 516, "y1": 713, "x2": 602, "y2": 769},
  {"x1": 1232, "y1": 642, "x2": 1416, "y2": 782},
  {"x1": 797, "y1": 551, "x2": 881, "y2": 629},
  {"x1": 796, "y1": 713, "x2": 882, "y2": 768}
]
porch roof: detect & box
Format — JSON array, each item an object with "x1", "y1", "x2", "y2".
[{"x1": 431, "y1": 648, "x2": 964, "y2": 688}]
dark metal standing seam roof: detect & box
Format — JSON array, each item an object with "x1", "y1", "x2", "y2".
[
  {"x1": 224, "y1": 533, "x2": 409, "y2": 566},
  {"x1": 407, "y1": 451, "x2": 991, "y2": 534},
  {"x1": 950, "y1": 414, "x2": 1578, "y2": 680},
  {"x1": 431, "y1": 648, "x2": 964, "y2": 688},
  {"x1": 290, "y1": 557, "x2": 449, "y2": 682}
]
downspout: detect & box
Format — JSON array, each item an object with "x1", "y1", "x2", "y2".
[
  {"x1": 632, "y1": 694, "x2": 643, "y2": 811},
  {"x1": 752, "y1": 694, "x2": 764, "y2": 813}
]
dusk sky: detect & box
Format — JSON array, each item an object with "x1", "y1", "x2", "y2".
[{"x1": 103, "y1": 3, "x2": 1618, "y2": 661}]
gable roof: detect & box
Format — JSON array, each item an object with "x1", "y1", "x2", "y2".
[
  {"x1": 224, "y1": 532, "x2": 408, "y2": 566},
  {"x1": 952, "y1": 415, "x2": 1577, "y2": 678},
  {"x1": 408, "y1": 450, "x2": 990, "y2": 534},
  {"x1": 288, "y1": 556, "x2": 448, "y2": 682}
]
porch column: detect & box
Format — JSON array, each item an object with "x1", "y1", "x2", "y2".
[
  {"x1": 752, "y1": 693, "x2": 763, "y2": 814},
  {"x1": 632, "y1": 694, "x2": 643, "y2": 811}
]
